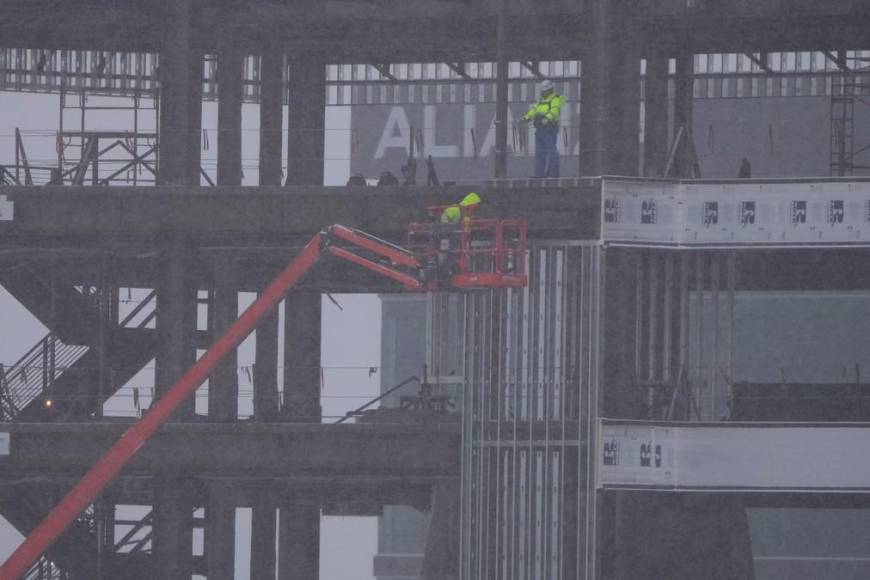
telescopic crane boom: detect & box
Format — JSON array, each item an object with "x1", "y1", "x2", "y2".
[{"x1": 0, "y1": 221, "x2": 526, "y2": 579}]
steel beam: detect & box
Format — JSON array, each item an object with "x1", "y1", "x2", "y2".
[{"x1": 0, "y1": 421, "x2": 459, "y2": 478}]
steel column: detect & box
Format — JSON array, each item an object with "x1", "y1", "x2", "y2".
[
  {"x1": 282, "y1": 291, "x2": 321, "y2": 422},
  {"x1": 259, "y1": 51, "x2": 284, "y2": 187},
  {"x1": 253, "y1": 301, "x2": 280, "y2": 420},
  {"x1": 579, "y1": 0, "x2": 610, "y2": 176},
  {"x1": 155, "y1": 239, "x2": 197, "y2": 419},
  {"x1": 494, "y1": 0, "x2": 508, "y2": 179},
  {"x1": 153, "y1": 475, "x2": 194, "y2": 580},
  {"x1": 286, "y1": 59, "x2": 325, "y2": 186},
  {"x1": 579, "y1": 0, "x2": 640, "y2": 176},
  {"x1": 278, "y1": 290, "x2": 321, "y2": 580},
  {"x1": 217, "y1": 42, "x2": 244, "y2": 186},
  {"x1": 205, "y1": 484, "x2": 235, "y2": 580},
  {"x1": 250, "y1": 498, "x2": 277, "y2": 580},
  {"x1": 157, "y1": 0, "x2": 202, "y2": 186},
  {"x1": 672, "y1": 51, "x2": 696, "y2": 177},
  {"x1": 209, "y1": 260, "x2": 238, "y2": 421},
  {"x1": 277, "y1": 504, "x2": 319, "y2": 580},
  {"x1": 643, "y1": 54, "x2": 670, "y2": 177}
]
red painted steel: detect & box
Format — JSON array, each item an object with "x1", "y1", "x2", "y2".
[
  {"x1": 0, "y1": 219, "x2": 528, "y2": 578},
  {"x1": 1, "y1": 234, "x2": 327, "y2": 579},
  {"x1": 327, "y1": 246, "x2": 424, "y2": 290},
  {"x1": 329, "y1": 225, "x2": 420, "y2": 269}
]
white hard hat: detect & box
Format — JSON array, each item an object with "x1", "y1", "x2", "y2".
[{"x1": 539, "y1": 79, "x2": 554, "y2": 93}]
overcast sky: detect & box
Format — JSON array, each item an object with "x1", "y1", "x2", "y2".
[{"x1": 0, "y1": 92, "x2": 381, "y2": 579}]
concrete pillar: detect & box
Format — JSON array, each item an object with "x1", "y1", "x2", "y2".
[
  {"x1": 155, "y1": 239, "x2": 197, "y2": 419},
  {"x1": 286, "y1": 59, "x2": 325, "y2": 186},
  {"x1": 579, "y1": 0, "x2": 641, "y2": 176},
  {"x1": 420, "y1": 481, "x2": 460, "y2": 580},
  {"x1": 644, "y1": 54, "x2": 670, "y2": 177},
  {"x1": 282, "y1": 291, "x2": 321, "y2": 422},
  {"x1": 158, "y1": 0, "x2": 203, "y2": 186},
  {"x1": 250, "y1": 498, "x2": 277, "y2": 580},
  {"x1": 259, "y1": 51, "x2": 284, "y2": 186},
  {"x1": 278, "y1": 503, "x2": 320, "y2": 580},
  {"x1": 217, "y1": 43, "x2": 244, "y2": 186},
  {"x1": 153, "y1": 475, "x2": 194, "y2": 580},
  {"x1": 253, "y1": 301, "x2": 280, "y2": 420},
  {"x1": 209, "y1": 261, "x2": 238, "y2": 421},
  {"x1": 206, "y1": 484, "x2": 235, "y2": 580}
]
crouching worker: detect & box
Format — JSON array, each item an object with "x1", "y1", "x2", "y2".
[{"x1": 437, "y1": 192, "x2": 482, "y2": 277}]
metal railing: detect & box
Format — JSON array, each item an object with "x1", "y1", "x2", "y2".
[
  {"x1": 0, "y1": 290, "x2": 157, "y2": 421},
  {"x1": 0, "y1": 336, "x2": 90, "y2": 420}
]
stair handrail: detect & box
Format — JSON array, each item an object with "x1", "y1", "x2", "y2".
[
  {"x1": 118, "y1": 289, "x2": 156, "y2": 328},
  {"x1": 3, "y1": 334, "x2": 89, "y2": 419},
  {"x1": 334, "y1": 375, "x2": 420, "y2": 424}
]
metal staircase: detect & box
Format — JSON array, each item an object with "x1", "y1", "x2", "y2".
[
  {"x1": 0, "y1": 288, "x2": 158, "y2": 422},
  {"x1": 0, "y1": 272, "x2": 158, "y2": 578}
]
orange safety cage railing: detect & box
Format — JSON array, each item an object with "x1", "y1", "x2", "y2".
[{"x1": 407, "y1": 206, "x2": 527, "y2": 289}]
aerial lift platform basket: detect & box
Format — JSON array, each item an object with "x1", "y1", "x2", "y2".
[
  {"x1": 0, "y1": 216, "x2": 527, "y2": 579},
  {"x1": 407, "y1": 204, "x2": 527, "y2": 290}
]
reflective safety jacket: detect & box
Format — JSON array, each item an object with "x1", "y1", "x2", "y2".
[
  {"x1": 523, "y1": 92, "x2": 565, "y2": 126},
  {"x1": 440, "y1": 205, "x2": 462, "y2": 224},
  {"x1": 440, "y1": 192, "x2": 481, "y2": 227}
]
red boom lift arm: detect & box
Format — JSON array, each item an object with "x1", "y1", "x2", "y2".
[{"x1": 0, "y1": 224, "x2": 437, "y2": 579}]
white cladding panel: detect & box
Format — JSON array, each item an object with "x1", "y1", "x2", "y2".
[
  {"x1": 599, "y1": 421, "x2": 870, "y2": 491},
  {"x1": 0, "y1": 194, "x2": 12, "y2": 221},
  {"x1": 602, "y1": 179, "x2": 870, "y2": 247}
]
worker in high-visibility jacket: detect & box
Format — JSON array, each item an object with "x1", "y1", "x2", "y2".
[
  {"x1": 438, "y1": 192, "x2": 481, "y2": 276},
  {"x1": 440, "y1": 191, "x2": 481, "y2": 230},
  {"x1": 522, "y1": 79, "x2": 565, "y2": 178}
]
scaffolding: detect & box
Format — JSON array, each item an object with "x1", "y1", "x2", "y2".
[{"x1": 453, "y1": 242, "x2": 602, "y2": 580}]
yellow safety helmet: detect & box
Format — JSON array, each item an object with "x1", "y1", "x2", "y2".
[{"x1": 459, "y1": 192, "x2": 481, "y2": 207}]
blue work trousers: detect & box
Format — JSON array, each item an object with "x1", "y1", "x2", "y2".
[{"x1": 534, "y1": 124, "x2": 560, "y2": 178}]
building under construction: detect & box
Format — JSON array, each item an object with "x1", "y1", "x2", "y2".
[{"x1": 3, "y1": 0, "x2": 870, "y2": 578}]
